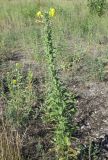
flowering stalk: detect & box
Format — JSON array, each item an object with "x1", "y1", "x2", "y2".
[{"x1": 36, "y1": 8, "x2": 77, "y2": 159}]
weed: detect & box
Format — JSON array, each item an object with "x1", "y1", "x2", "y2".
[
  {"x1": 36, "y1": 9, "x2": 78, "y2": 159},
  {"x1": 85, "y1": 56, "x2": 105, "y2": 81},
  {"x1": 88, "y1": 0, "x2": 107, "y2": 16},
  {"x1": 94, "y1": 58, "x2": 105, "y2": 81},
  {"x1": 3, "y1": 63, "x2": 35, "y2": 127}
]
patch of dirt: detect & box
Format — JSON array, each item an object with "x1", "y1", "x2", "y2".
[
  {"x1": 71, "y1": 81, "x2": 108, "y2": 139},
  {"x1": 67, "y1": 77, "x2": 108, "y2": 157}
]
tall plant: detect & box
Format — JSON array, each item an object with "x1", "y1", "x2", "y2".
[{"x1": 36, "y1": 8, "x2": 78, "y2": 159}]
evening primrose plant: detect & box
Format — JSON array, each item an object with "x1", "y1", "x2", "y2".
[
  {"x1": 4, "y1": 63, "x2": 35, "y2": 128},
  {"x1": 36, "y1": 8, "x2": 78, "y2": 159}
]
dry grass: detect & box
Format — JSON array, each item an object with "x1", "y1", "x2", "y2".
[{"x1": 0, "y1": 119, "x2": 22, "y2": 160}]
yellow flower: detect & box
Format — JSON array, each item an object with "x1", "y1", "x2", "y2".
[
  {"x1": 36, "y1": 11, "x2": 43, "y2": 18},
  {"x1": 49, "y1": 8, "x2": 56, "y2": 17},
  {"x1": 12, "y1": 79, "x2": 17, "y2": 85}
]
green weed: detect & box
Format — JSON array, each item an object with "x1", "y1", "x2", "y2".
[
  {"x1": 36, "y1": 9, "x2": 78, "y2": 159},
  {"x1": 3, "y1": 63, "x2": 35, "y2": 127},
  {"x1": 88, "y1": 0, "x2": 107, "y2": 16}
]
